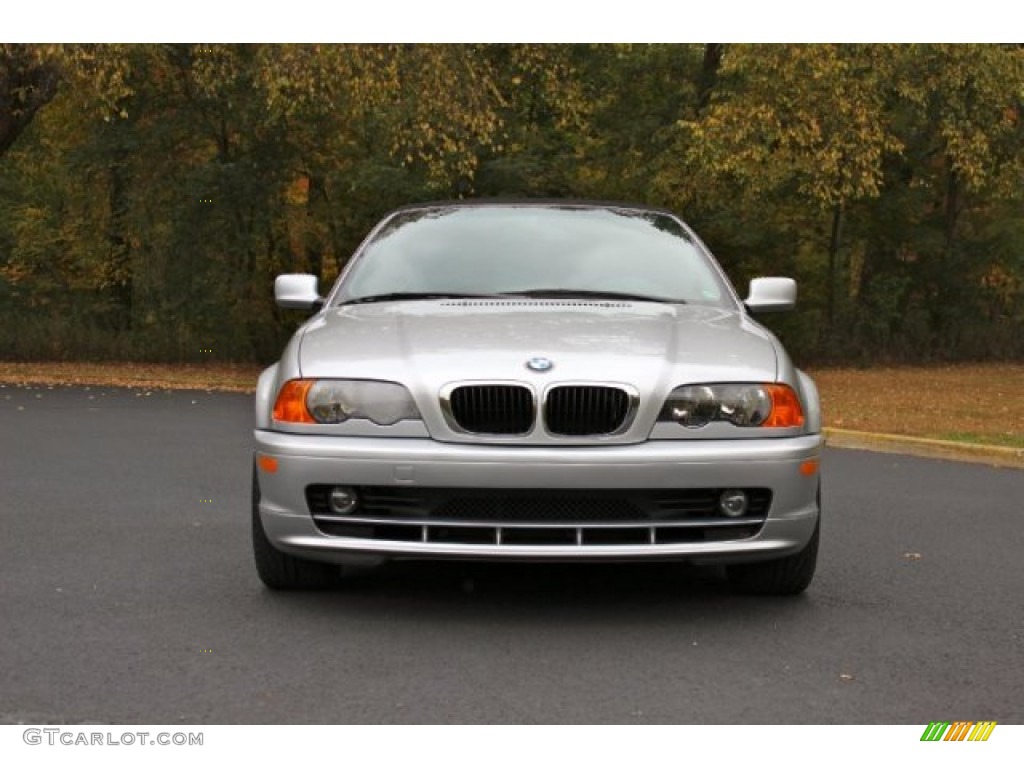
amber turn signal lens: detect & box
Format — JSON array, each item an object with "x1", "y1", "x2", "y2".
[
  {"x1": 799, "y1": 458, "x2": 819, "y2": 476},
  {"x1": 763, "y1": 384, "x2": 805, "y2": 428},
  {"x1": 257, "y1": 454, "x2": 279, "y2": 473},
  {"x1": 272, "y1": 379, "x2": 316, "y2": 423}
]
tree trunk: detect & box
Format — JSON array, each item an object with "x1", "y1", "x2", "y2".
[
  {"x1": 305, "y1": 173, "x2": 326, "y2": 279},
  {"x1": 697, "y1": 44, "x2": 724, "y2": 113},
  {"x1": 937, "y1": 161, "x2": 963, "y2": 354},
  {"x1": 827, "y1": 202, "x2": 844, "y2": 333},
  {"x1": 0, "y1": 45, "x2": 59, "y2": 158},
  {"x1": 107, "y1": 129, "x2": 133, "y2": 331},
  {"x1": 944, "y1": 163, "x2": 960, "y2": 252}
]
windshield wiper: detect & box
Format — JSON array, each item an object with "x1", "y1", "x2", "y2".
[
  {"x1": 340, "y1": 291, "x2": 507, "y2": 306},
  {"x1": 507, "y1": 288, "x2": 683, "y2": 304},
  {"x1": 342, "y1": 289, "x2": 685, "y2": 306}
]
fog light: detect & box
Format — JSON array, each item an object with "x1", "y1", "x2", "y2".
[
  {"x1": 719, "y1": 489, "x2": 748, "y2": 518},
  {"x1": 329, "y1": 486, "x2": 359, "y2": 515}
]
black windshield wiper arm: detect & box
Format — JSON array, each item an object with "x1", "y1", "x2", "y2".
[
  {"x1": 506, "y1": 288, "x2": 682, "y2": 304},
  {"x1": 340, "y1": 292, "x2": 507, "y2": 306}
]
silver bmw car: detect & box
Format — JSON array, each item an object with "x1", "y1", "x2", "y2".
[{"x1": 253, "y1": 200, "x2": 822, "y2": 594}]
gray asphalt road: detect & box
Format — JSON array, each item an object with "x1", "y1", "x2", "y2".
[{"x1": 1, "y1": 384, "x2": 1022, "y2": 724}]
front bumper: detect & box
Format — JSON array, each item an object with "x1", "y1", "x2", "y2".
[{"x1": 254, "y1": 430, "x2": 822, "y2": 565}]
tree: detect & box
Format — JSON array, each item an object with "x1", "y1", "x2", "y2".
[
  {"x1": 0, "y1": 45, "x2": 59, "y2": 158},
  {"x1": 672, "y1": 45, "x2": 901, "y2": 339},
  {"x1": 1, "y1": 44, "x2": 1021, "y2": 364}
]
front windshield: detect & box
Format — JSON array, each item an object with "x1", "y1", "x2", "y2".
[{"x1": 334, "y1": 206, "x2": 736, "y2": 308}]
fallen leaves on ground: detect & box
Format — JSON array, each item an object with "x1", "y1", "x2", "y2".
[{"x1": 811, "y1": 364, "x2": 1024, "y2": 448}]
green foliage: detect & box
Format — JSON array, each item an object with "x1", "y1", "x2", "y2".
[{"x1": 0, "y1": 44, "x2": 1022, "y2": 364}]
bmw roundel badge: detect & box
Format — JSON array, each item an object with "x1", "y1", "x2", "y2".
[{"x1": 526, "y1": 357, "x2": 554, "y2": 373}]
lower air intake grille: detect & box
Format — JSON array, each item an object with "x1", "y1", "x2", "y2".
[
  {"x1": 307, "y1": 486, "x2": 772, "y2": 522},
  {"x1": 307, "y1": 486, "x2": 772, "y2": 546}
]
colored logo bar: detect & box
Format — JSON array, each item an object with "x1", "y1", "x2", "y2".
[{"x1": 920, "y1": 721, "x2": 997, "y2": 741}]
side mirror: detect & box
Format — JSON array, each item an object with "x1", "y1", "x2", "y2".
[
  {"x1": 275, "y1": 274, "x2": 323, "y2": 311},
  {"x1": 745, "y1": 277, "x2": 796, "y2": 313}
]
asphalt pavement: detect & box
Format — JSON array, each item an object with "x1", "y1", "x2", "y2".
[{"x1": 1, "y1": 384, "x2": 1021, "y2": 724}]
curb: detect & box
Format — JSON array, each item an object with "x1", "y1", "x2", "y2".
[{"x1": 823, "y1": 427, "x2": 1024, "y2": 470}]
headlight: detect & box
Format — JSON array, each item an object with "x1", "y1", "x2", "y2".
[
  {"x1": 273, "y1": 379, "x2": 420, "y2": 425},
  {"x1": 659, "y1": 383, "x2": 804, "y2": 428}
]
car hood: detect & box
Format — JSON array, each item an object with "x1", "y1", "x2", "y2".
[{"x1": 297, "y1": 299, "x2": 779, "y2": 387}]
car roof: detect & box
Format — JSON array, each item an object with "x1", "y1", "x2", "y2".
[{"x1": 386, "y1": 198, "x2": 680, "y2": 218}]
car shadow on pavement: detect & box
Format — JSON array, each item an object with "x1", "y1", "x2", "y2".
[{"x1": 256, "y1": 560, "x2": 817, "y2": 628}]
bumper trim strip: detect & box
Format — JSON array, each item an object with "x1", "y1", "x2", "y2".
[{"x1": 311, "y1": 514, "x2": 765, "y2": 529}]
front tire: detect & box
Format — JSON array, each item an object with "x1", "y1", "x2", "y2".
[
  {"x1": 252, "y1": 466, "x2": 341, "y2": 590},
  {"x1": 727, "y1": 488, "x2": 820, "y2": 596}
]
